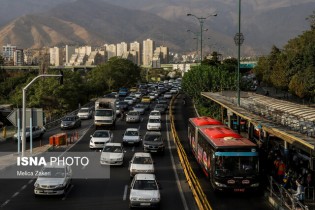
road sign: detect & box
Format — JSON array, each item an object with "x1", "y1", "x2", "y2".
[{"x1": 6, "y1": 108, "x2": 44, "y2": 127}]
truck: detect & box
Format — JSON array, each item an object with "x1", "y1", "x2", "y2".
[{"x1": 94, "y1": 97, "x2": 117, "y2": 128}]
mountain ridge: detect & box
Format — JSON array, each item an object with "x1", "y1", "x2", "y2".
[{"x1": 0, "y1": 0, "x2": 314, "y2": 56}]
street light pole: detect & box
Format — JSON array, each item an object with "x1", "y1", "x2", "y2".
[
  {"x1": 233, "y1": 0, "x2": 244, "y2": 134},
  {"x1": 21, "y1": 74, "x2": 62, "y2": 157},
  {"x1": 233, "y1": 0, "x2": 244, "y2": 107},
  {"x1": 187, "y1": 13, "x2": 217, "y2": 62}
]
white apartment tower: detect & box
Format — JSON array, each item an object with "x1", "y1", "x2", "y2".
[
  {"x1": 105, "y1": 44, "x2": 117, "y2": 60},
  {"x1": 143, "y1": 39, "x2": 155, "y2": 66},
  {"x1": 65, "y1": 45, "x2": 75, "y2": 65},
  {"x1": 116, "y1": 42, "x2": 128, "y2": 57},
  {"x1": 2, "y1": 44, "x2": 16, "y2": 63},
  {"x1": 130, "y1": 41, "x2": 141, "y2": 65},
  {"x1": 49, "y1": 47, "x2": 63, "y2": 66}
]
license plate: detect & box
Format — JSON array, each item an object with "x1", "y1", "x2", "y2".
[
  {"x1": 140, "y1": 203, "x2": 150, "y2": 206},
  {"x1": 234, "y1": 189, "x2": 245, "y2": 192},
  {"x1": 44, "y1": 190, "x2": 53, "y2": 193},
  {"x1": 150, "y1": 150, "x2": 157, "y2": 152}
]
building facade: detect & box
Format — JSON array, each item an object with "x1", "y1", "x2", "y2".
[{"x1": 143, "y1": 39, "x2": 155, "y2": 66}]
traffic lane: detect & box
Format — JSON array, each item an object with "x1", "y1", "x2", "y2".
[
  {"x1": 1, "y1": 100, "x2": 184, "y2": 210},
  {"x1": 173, "y1": 94, "x2": 273, "y2": 210},
  {"x1": 0, "y1": 119, "x2": 93, "y2": 154},
  {"x1": 0, "y1": 179, "x2": 35, "y2": 207}
]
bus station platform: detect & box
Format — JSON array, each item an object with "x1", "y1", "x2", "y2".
[{"x1": 201, "y1": 91, "x2": 315, "y2": 209}]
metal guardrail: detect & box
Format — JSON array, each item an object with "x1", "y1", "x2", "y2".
[
  {"x1": 44, "y1": 101, "x2": 95, "y2": 130},
  {"x1": 267, "y1": 176, "x2": 310, "y2": 210},
  {"x1": 169, "y1": 94, "x2": 212, "y2": 210}
]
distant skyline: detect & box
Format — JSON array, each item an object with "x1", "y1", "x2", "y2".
[{"x1": 0, "y1": 0, "x2": 314, "y2": 57}]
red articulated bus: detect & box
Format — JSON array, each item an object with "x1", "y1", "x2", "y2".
[{"x1": 188, "y1": 117, "x2": 260, "y2": 192}]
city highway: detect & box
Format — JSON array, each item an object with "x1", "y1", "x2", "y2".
[
  {"x1": 0, "y1": 99, "x2": 191, "y2": 210},
  {"x1": 0, "y1": 96, "x2": 274, "y2": 210}
]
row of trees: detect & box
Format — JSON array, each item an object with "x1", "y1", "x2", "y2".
[
  {"x1": 254, "y1": 11, "x2": 315, "y2": 102},
  {"x1": 181, "y1": 59, "x2": 238, "y2": 119},
  {"x1": 0, "y1": 57, "x2": 143, "y2": 120}
]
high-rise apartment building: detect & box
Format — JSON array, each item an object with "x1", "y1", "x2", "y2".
[
  {"x1": 65, "y1": 45, "x2": 75, "y2": 65},
  {"x1": 116, "y1": 42, "x2": 128, "y2": 57},
  {"x1": 13, "y1": 49, "x2": 24, "y2": 66},
  {"x1": 2, "y1": 44, "x2": 16, "y2": 64},
  {"x1": 105, "y1": 44, "x2": 117, "y2": 60},
  {"x1": 49, "y1": 47, "x2": 63, "y2": 66},
  {"x1": 130, "y1": 41, "x2": 141, "y2": 65},
  {"x1": 143, "y1": 39, "x2": 155, "y2": 66},
  {"x1": 154, "y1": 46, "x2": 169, "y2": 64}
]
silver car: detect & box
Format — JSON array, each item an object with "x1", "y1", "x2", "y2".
[
  {"x1": 129, "y1": 173, "x2": 161, "y2": 209},
  {"x1": 126, "y1": 111, "x2": 140, "y2": 123},
  {"x1": 132, "y1": 103, "x2": 145, "y2": 115},
  {"x1": 123, "y1": 128, "x2": 141, "y2": 145}
]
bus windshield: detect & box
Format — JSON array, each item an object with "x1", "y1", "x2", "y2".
[{"x1": 215, "y1": 155, "x2": 259, "y2": 177}]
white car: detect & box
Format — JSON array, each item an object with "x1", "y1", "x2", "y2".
[
  {"x1": 89, "y1": 130, "x2": 113, "y2": 149},
  {"x1": 77, "y1": 107, "x2": 93, "y2": 119},
  {"x1": 163, "y1": 92, "x2": 172, "y2": 99},
  {"x1": 148, "y1": 110, "x2": 161, "y2": 120},
  {"x1": 34, "y1": 162, "x2": 72, "y2": 196},
  {"x1": 124, "y1": 96, "x2": 135, "y2": 105},
  {"x1": 123, "y1": 128, "x2": 141, "y2": 145},
  {"x1": 129, "y1": 152, "x2": 154, "y2": 178},
  {"x1": 100, "y1": 143, "x2": 125, "y2": 165},
  {"x1": 147, "y1": 118, "x2": 161, "y2": 131},
  {"x1": 129, "y1": 173, "x2": 161, "y2": 209},
  {"x1": 14, "y1": 126, "x2": 46, "y2": 142}
]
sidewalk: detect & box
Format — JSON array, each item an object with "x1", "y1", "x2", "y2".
[{"x1": 0, "y1": 144, "x2": 51, "y2": 171}]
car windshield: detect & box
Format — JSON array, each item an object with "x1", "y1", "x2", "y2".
[
  {"x1": 145, "y1": 134, "x2": 161, "y2": 142},
  {"x1": 133, "y1": 156, "x2": 152, "y2": 164},
  {"x1": 63, "y1": 117, "x2": 75, "y2": 121},
  {"x1": 79, "y1": 109, "x2": 89, "y2": 113},
  {"x1": 128, "y1": 112, "x2": 138, "y2": 116},
  {"x1": 135, "y1": 104, "x2": 143, "y2": 108},
  {"x1": 149, "y1": 119, "x2": 160, "y2": 123},
  {"x1": 93, "y1": 131, "x2": 109, "y2": 138},
  {"x1": 95, "y1": 110, "x2": 112, "y2": 116},
  {"x1": 39, "y1": 167, "x2": 65, "y2": 178},
  {"x1": 103, "y1": 145, "x2": 122, "y2": 153},
  {"x1": 133, "y1": 180, "x2": 158, "y2": 190},
  {"x1": 125, "y1": 131, "x2": 139, "y2": 136}
]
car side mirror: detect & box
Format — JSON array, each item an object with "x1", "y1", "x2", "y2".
[{"x1": 157, "y1": 182, "x2": 162, "y2": 189}]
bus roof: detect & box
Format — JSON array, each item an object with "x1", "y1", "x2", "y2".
[
  {"x1": 200, "y1": 127, "x2": 256, "y2": 148},
  {"x1": 189, "y1": 117, "x2": 223, "y2": 127}
]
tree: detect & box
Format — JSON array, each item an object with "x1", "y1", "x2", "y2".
[{"x1": 306, "y1": 10, "x2": 315, "y2": 30}]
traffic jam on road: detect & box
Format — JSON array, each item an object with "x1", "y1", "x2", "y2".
[{"x1": 0, "y1": 79, "x2": 184, "y2": 210}]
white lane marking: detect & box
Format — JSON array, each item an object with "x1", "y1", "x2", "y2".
[
  {"x1": 132, "y1": 146, "x2": 135, "y2": 152},
  {"x1": 123, "y1": 185, "x2": 128, "y2": 201},
  {"x1": 12, "y1": 192, "x2": 19, "y2": 198},
  {"x1": 21, "y1": 185, "x2": 27, "y2": 190},
  {"x1": 62, "y1": 184, "x2": 74, "y2": 201},
  {"x1": 166, "y1": 114, "x2": 189, "y2": 210},
  {"x1": 0, "y1": 200, "x2": 10, "y2": 208}
]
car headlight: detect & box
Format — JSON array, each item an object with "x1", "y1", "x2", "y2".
[
  {"x1": 251, "y1": 183, "x2": 260, "y2": 187},
  {"x1": 151, "y1": 198, "x2": 160, "y2": 202},
  {"x1": 90, "y1": 140, "x2": 94, "y2": 144},
  {"x1": 215, "y1": 182, "x2": 227, "y2": 187},
  {"x1": 57, "y1": 184, "x2": 65, "y2": 188},
  {"x1": 130, "y1": 197, "x2": 137, "y2": 201},
  {"x1": 34, "y1": 183, "x2": 39, "y2": 188},
  {"x1": 117, "y1": 158, "x2": 123, "y2": 161}
]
